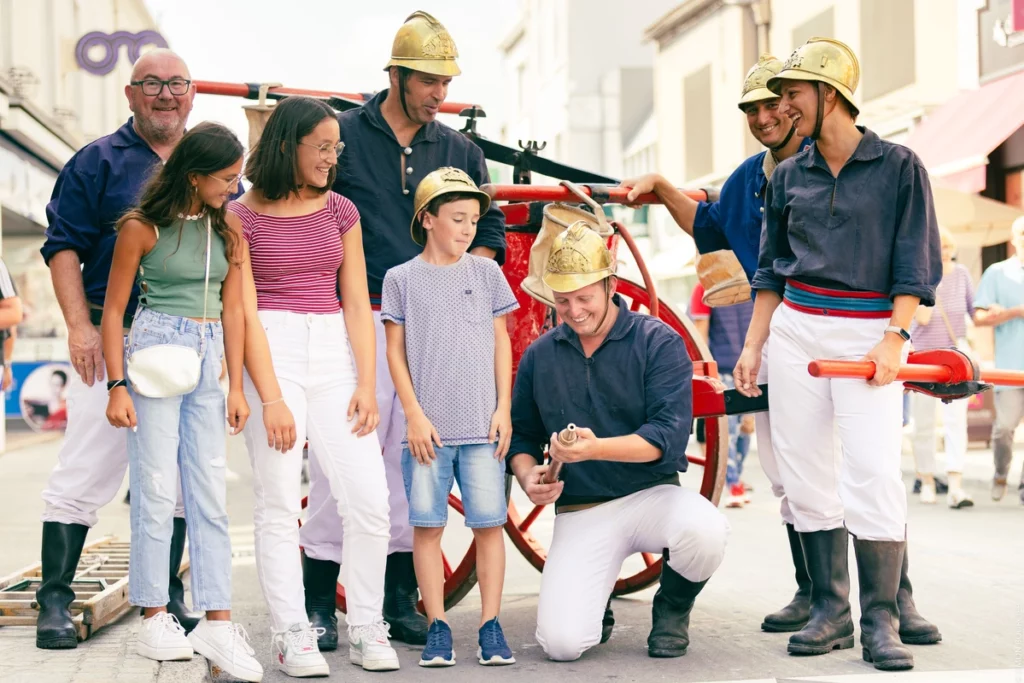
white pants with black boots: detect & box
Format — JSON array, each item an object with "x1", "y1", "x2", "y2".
[
  {"x1": 243, "y1": 311, "x2": 391, "y2": 632},
  {"x1": 535, "y1": 485, "x2": 728, "y2": 661}
]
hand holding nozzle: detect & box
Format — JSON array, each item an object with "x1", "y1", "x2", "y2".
[{"x1": 542, "y1": 423, "x2": 576, "y2": 484}]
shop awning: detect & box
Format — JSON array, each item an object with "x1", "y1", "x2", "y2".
[
  {"x1": 933, "y1": 185, "x2": 1024, "y2": 247},
  {"x1": 905, "y1": 69, "x2": 1024, "y2": 194}
]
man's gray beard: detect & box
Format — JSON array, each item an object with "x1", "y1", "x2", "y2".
[{"x1": 135, "y1": 115, "x2": 185, "y2": 146}]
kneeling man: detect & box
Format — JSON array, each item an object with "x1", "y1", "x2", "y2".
[{"x1": 508, "y1": 222, "x2": 729, "y2": 661}]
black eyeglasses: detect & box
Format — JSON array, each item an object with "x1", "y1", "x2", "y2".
[{"x1": 130, "y1": 78, "x2": 192, "y2": 96}]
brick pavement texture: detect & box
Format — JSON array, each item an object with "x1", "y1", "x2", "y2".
[{"x1": 0, "y1": 615, "x2": 206, "y2": 683}]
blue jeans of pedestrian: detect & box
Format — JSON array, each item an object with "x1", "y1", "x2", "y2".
[
  {"x1": 126, "y1": 307, "x2": 231, "y2": 610},
  {"x1": 721, "y1": 373, "x2": 751, "y2": 486}
]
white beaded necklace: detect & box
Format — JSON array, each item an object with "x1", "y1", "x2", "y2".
[{"x1": 177, "y1": 209, "x2": 206, "y2": 221}]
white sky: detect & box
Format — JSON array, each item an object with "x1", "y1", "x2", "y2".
[{"x1": 143, "y1": 0, "x2": 524, "y2": 146}]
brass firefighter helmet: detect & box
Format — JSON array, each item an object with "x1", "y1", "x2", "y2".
[
  {"x1": 767, "y1": 37, "x2": 860, "y2": 110},
  {"x1": 542, "y1": 221, "x2": 615, "y2": 294},
  {"x1": 383, "y1": 11, "x2": 461, "y2": 77},
  {"x1": 737, "y1": 54, "x2": 785, "y2": 111},
  {"x1": 410, "y1": 167, "x2": 491, "y2": 246}
]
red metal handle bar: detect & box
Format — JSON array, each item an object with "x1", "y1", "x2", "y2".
[
  {"x1": 193, "y1": 80, "x2": 478, "y2": 116},
  {"x1": 479, "y1": 184, "x2": 707, "y2": 205},
  {"x1": 808, "y1": 360, "x2": 1024, "y2": 386}
]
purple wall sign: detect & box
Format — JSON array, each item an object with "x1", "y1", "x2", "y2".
[{"x1": 74, "y1": 30, "x2": 169, "y2": 76}]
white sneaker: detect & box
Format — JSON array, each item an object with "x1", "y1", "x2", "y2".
[
  {"x1": 272, "y1": 623, "x2": 330, "y2": 678},
  {"x1": 187, "y1": 618, "x2": 264, "y2": 682},
  {"x1": 136, "y1": 612, "x2": 193, "y2": 661},
  {"x1": 349, "y1": 620, "x2": 400, "y2": 671},
  {"x1": 919, "y1": 481, "x2": 936, "y2": 504}
]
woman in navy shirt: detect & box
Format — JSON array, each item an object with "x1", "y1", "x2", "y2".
[{"x1": 735, "y1": 38, "x2": 941, "y2": 672}]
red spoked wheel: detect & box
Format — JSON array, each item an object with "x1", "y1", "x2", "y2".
[
  {"x1": 503, "y1": 277, "x2": 729, "y2": 597},
  {"x1": 299, "y1": 489, "x2": 484, "y2": 613}
]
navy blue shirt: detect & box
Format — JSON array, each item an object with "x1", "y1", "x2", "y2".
[
  {"x1": 42, "y1": 118, "x2": 161, "y2": 314},
  {"x1": 509, "y1": 295, "x2": 694, "y2": 505},
  {"x1": 692, "y1": 139, "x2": 813, "y2": 280},
  {"x1": 334, "y1": 90, "x2": 506, "y2": 300},
  {"x1": 752, "y1": 127, "x2": 941, "y2": 306}
]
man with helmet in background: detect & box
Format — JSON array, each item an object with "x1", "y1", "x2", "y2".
[
  {"x1": 298, "y1": 10, "x2": 507, "y2": 650},
  {"x1": 507, "y1": 222, "x2": 729, "y2": 662},
  {"x1": 620, "y1": 51, "x2": 940, "y2": 649}
]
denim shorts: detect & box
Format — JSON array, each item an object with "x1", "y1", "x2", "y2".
[{"x1": 402, "y1": 443, "x2": 507, "y2": 528}]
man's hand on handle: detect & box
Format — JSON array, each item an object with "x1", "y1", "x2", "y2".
[{"x1": 517, "y1": 462, "x2": 564, "y2": 506}]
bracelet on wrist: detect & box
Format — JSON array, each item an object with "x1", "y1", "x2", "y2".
[
  {"x1": 107, "y1": 379, "x2": 127, "y2": 393},
  {"x1": 262, "y1": 397, "x2": 284, "y2": 407}
]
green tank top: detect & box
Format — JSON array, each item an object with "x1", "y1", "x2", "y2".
[{"x1": 138, "y1": 216, "x2": 229, "y2": 319}]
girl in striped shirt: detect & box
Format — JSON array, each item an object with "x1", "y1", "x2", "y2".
[
  {"x1": 226, "y1": 96, "x2": 398, "y2": 677},
  {"x1": 909, "y1": 227, "x2": 976, "y2": 509}
]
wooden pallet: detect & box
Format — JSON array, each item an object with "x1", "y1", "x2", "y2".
[{"x1": 0, "y1": 535, "x2": 189, "y2": 642}]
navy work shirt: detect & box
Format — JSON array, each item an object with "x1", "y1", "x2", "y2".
[
  {"x1": 509, "y1": 295, "x2": 694, "y2": 505},
  {"x1": 42, "y1": 118, "x2": 161, "y2": 315},
  {"x1": 334, "y1": 90, "x2": 506, "y2": 300},
  {"x1": 692, "y1": 139, "x2": 812, "y2": 280},
  {"x1": 752, "y1": 127, "x2": 941, "y2": 306}
]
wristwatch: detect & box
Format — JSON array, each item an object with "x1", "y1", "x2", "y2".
[
  {"x1": 107, "y1": 379, "x2": 127, "y2": 392},
  {"x1": 884, "y1": 326, "x2": 910, "y2": 342}
]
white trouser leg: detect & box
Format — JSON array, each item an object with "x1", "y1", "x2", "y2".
[
  {"x1": 304, "y1": 313, "x2": 390, "y2": 626},
  {"x1": 42, "y1": 342, "x2": 184, "y2": 526},
  {"x1": 769, "y1": 305, "x2": 908, "y2": 541},
  {"x1": 911, "y1": 392, "x2": 938, "y2": 476},
  {"x1": 941, "y1": 397, "x2": 969, "y2": 473},
  {"x1": 243, "y1": 328, "x2": 309, "y2": 632},
  {"x1": 767, "y1": 307, "x2": 844, "y2": 533},
  {"x1": 535, "y1": 485, "x2": 728, "y2": 661},
  {"x1": 754, "y1": 339, "x2": 796, "y2": 525},
  {"x1": 300, "y1": 311, "x2": 412, "y2": 561}
]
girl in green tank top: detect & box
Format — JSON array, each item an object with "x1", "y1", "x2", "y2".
[{"x1": 98, "y1": 122, "x2": 296, "y2": 671}]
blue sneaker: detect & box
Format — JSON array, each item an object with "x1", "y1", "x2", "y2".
[
  {"x1": 419, "y1": 619, "x2": 455, "y2": 667},
  {"x1": 477, "y1": 618, "x2": 515, "y2": 665}
]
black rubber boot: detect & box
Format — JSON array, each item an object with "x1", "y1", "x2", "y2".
[
  {"x1": 302, "y1": 554, "x2": 339, "y2": 651},
  {"x1": 762, "y1": 523, "x2": 811, "y2": 632},
  {"x1": 787, "y1": 528, "x2": 855, "y2": 655},
  {"x1": 853, "y1": 538, "x2": 915, "y2": 671},
  {"x1": 35, "y1": 522, "x2": 88, "y2": 649},
  {"x1": 166, "y1": 518, "x2": 200, "y2": 634},
  {"x1": 897, "y1": 547, "x2": 941, "y2": 645},
  {"x1": 383, "y1": 552, "x2": 428, "y2": 645},
  {"x1": 647, "y1": 552, "x2": 708, "y2": 658},
  {"x1": 601, "y1": 597, "x2": 614, "y2": 644}
]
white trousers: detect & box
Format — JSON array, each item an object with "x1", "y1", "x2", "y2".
[
  {"x1": 753, "y1": 339, "x2": 796, "y2": 525},
  {"x1": 535, "y1": 485, "x2": 729, "y2": 662},
  {"x1": 911, "y1": 392, "x2": 969, "y2": 475},
  {"x1": 42, "y1": 332, "x2": 184, "y2": 527},
  {"x1": 768, "y1": 304, "x2": 908, "y2": 542},
  {"x1": 243, "y1": 311, "x2": 390, "y2": 630},
  {"x1": 300, "y1": 311, "x2": 412, "y2": 561}
]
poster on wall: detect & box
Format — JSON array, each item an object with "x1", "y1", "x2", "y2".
[{"x1": 5, "y1": 361, "x2": 72, "y2": 432}]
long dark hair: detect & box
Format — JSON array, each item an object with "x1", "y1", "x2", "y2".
[
  {"x1": 117, "y1": 121, "x2": 243, "y2": 263},
  {"x1": 244, "y1": 96, "x2": 337, "y2": 200}
]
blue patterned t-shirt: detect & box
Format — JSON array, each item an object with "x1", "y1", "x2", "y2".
[{"x1": 380, "y1": 254, "x2": 520, "y2": 445}]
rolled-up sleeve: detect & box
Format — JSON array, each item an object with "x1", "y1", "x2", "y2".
[
  {"x1": 509, "y1": 346, "x2": 547, "y2": 471},
  {"x1": 41, "y1": 166, "x2": 101, "y2": 265},
  {"x1": 750, "y1": 178, "x2": 786, "y2": 295},
  {"x1": 467, "y1": 144, "x2": 507, "y2": 265},
  {"x1": 890, "y1": 159, "x2": 941, "y2": 306},
  {"x1": 634, "y1": 327, "x2": 693, "y2": 470}
]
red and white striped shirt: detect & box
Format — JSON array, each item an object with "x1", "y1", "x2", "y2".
[{"x1": 228, "y1": 192, "x2": 359, "y2": 314}]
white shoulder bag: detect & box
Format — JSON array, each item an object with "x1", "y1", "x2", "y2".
[{"x1": 126, "y1": 216, "x2": 211, "y2": 398}]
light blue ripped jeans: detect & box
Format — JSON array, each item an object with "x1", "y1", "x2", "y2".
[{"x1": 126, "y1": 307, "x2": 231, "y2": 610}]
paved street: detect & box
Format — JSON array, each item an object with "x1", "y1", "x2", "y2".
[{"x1": 1, "y1": 427, "x2": 1023, "y2": 682}]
